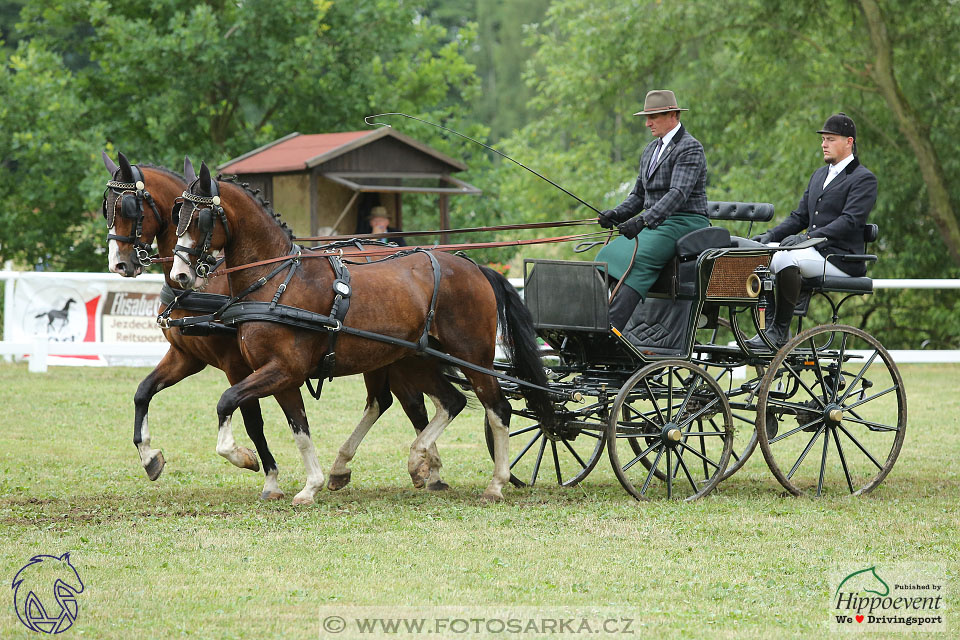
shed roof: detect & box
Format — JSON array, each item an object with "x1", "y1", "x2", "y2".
[{"x1": 218, "y1": 128, "x2": 467, "y2": 174}]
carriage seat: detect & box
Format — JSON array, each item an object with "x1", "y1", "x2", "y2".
[{"x1": 800, "y1": 224, "x2": 878, "y2": 293}]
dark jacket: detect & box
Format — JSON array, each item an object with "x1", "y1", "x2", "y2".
[
  {"x1": 768, "y1": 157, "x2": 877, "y2": 277},
  {"x1": 612, "y1": 125, "x2": 708, "y2": 228}
]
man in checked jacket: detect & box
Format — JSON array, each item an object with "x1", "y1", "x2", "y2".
[{"x1": 597, "y1": 89, "x2": 709, "y2": 331}]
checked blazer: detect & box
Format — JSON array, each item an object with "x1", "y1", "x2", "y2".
[
  {"x1": 766, "y1": 157, "x2": 877, "y2": 277},
  {"x1": 611, "y1": 124, "x2": 708, "y2": 228}
]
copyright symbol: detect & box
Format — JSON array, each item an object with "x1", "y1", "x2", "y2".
[{"x1": 322, "y1": 616, "x2": 346, "y2": 633}]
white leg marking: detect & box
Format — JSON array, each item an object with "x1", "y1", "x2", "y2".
[
  {"x1": 408, "y1": 396, "x2": 452, "y2": 486},
  {"x1": 291, "y1": 422, "x2": 325, "y2": 505},
  {"x1": 136, "y1": 414, "x2": 162, "y2": 466},
  {"x1": 261, "y1": 467, "x2": 284, "y2": 500},
  {"x1": 483, "y1": 407, "x2": 510, "y2": 501},
  {"x1": 216, "y1": 415, "x2": 259, "y2": 470}
]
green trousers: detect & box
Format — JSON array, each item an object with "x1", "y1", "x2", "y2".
[{"x1": 595, "y1": 212, "x2": 709, "y2": 297}]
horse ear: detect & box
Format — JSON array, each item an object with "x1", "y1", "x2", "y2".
[
  {"x1": 184, "y1": 156, "x2": 197, "y2": 182},
  {"x1": 118, "y1": 151, "x2": 134, "y2": 181},
  {"x1": 102, "y1": 151, "x2": 118, "y2": 176},
  {"x1": 199, "y1": 161, "x2": 211, "y2": 193}
]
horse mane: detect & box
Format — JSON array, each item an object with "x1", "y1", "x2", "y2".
[
  {"x1": 219, "y1": 174, "x2": 295, "y2": 241},
  {"x1": 139, "y1": 163, "x2": 185, "y2": 182}
]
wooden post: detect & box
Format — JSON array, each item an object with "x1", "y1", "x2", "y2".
[{"x1": 309, "y1": 170, "x2": 319, "y2": 235}]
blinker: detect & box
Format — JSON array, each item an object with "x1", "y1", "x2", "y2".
[
  {"x1": 171, "y1": 201, "x2": 183, "y2": 225},
  {"x1": 120, "y1": 193, "x2": 140, "y2": 219},
  {"x1": 197, "y1": 208, "x2": 214, "y2": 234}
]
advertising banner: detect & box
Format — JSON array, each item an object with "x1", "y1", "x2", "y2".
[{"x1": 2, "y1": 272, "x2": 168, "y2": 366}]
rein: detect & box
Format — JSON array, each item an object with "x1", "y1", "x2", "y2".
[
  {"x1": 295, "y1": 217, "x2": 598, "y2": 243},
  {"x1": 162, "y1": 230, "x2": 610, "y2": 278}
]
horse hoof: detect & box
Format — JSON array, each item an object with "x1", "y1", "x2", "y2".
[
  {"x1": 327, "y1": 471, "x2": 352, "y2": 491},
  {"x1": 292, "y1": 494, "x2": 315, "y2": 506},
  {"x1": 481, "y1": 491, "x2": 504, "y2": 503},
  {"x1": 237, "y1": 447, "x2": 260, "y2": 472},
  {"x1": 260, "y1": 490, "x2": 285, "y2": 501},
  {"x1": 144, "y1": 452, "x2": 165, "y2": 481},
  {"x1": 427, "y1": 480, "x2": 450, "y2": 492},
  {"x1": 410, "y1": 475, "x2": 426, "y2": 489}
]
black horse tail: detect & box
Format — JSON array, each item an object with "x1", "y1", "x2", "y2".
[{"x1": 479, "y1": 266, "x2": 557, "y2": 428}]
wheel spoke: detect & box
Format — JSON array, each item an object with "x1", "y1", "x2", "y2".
[
  {"x1": 511, "y1": 431, "x2": 542, "y2": 470},
  {"x1": 700, "y1": 423, "x2": 710, "y2": 478},
  {"x1": 666, "y1": 448, "x2": 673, "y2": 498},
  {"x1": 666, "y1": 367, "x2": 675, "y2": 422},
  {"x1": 840, "y1": 415, "x2": 899, "y2": 432},
  {"x1": 560, "y1": 436, "x2": 588, "y2": 469},
  {"x1": 675, "y1": 445, "x2": 701, "y2": 494},
  {"x1": 781, "y1": 360, "x2": 828, "y2": 409},
  {"x1": 677, "y1": 441, "x2": 721, "y2": 469},
  {"x1": 642, "y1": 378, "x2": 666, "y2": 425},
  {"x1": 834, "y1": 331, "x2": 849, "y2": 398},
  {"x1": 786, "y1": 427, "x2": 824, "y2": 480},
  {"x1": 530, "y1": 435, "x2": 548, "y2": 486},
  {"x1": 676, "y1": 397, "x2": 721, "y2": 431},
  {"x1": 509, "y1": 423, "x2": 541, "y2": 438},
  {"x1": 640, "y1": 446, "x2": 665, "y2": 495},
  {"x1": 816, "y1": 425, "x2": 830, "y2": 497},
  {"x1": 769, "y1": 418, "x2": 824, "y2": 444},
  {"x1": 832, "y1": 425, "x2": 855, "y2": 493},
  {"x1": 838, "y1": 350, "x2": 880, "y2": 404},
  {"x1": 622, "y1": 438, "x2": 660, "y2": 472},
  {"x1": 837, "y1": 423, "x2": 884, "y2": 470},
  {"x1": 807, "y1": 336, "x2": 832, "y2": 403},
  {"x1": 841, "y1": 384, "x2": 898, "y2": 412},
  {"x1": 675, "y1": 372, "x2": 702, "y2": 423}
]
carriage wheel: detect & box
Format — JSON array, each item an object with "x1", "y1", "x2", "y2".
[
  {"x1": 484, "y1": 399, "x2": 606, "y2": 488},
  {"x1": 607, "y1": 360, "x2": 733, "y2": 500},
  {"x1": 756, "y1": 324, "x2": 907, "y2": 497}
]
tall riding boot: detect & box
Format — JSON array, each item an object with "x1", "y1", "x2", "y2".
[
  {"x1": 608, "y1": 285, "x2": 641, "y2": 331},
  {"x1": 745, "y1": 266, "x2": 802, "y2": 349}
]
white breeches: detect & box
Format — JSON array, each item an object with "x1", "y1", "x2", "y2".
[{"x1": 770, "y1": 246, "x2": 849, "y2": 278}]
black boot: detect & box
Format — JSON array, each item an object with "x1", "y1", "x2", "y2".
[
  {"x1": 744, "y1": 266, "x2": 801, "y2": 350},
  {"x1": 608, "y1": 284, "x2": 641, "y2": 331}
]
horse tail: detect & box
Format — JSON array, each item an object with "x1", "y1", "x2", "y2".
[{"x1": 479, "y1": 266, "x2": 556, "y2": 428}]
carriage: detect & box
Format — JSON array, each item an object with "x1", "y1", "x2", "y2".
[
  {"x1": 103, "y1": 153, "x2": 906, "y2": 504},
  {"x1": 486, "y1": 201, "x2": 906, "y2": 500}
]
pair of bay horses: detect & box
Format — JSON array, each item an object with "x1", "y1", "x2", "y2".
[{"x1": 102, "y1": 152, "x2": 555, "y2": 503}]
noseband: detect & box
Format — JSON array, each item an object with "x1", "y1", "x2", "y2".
[
  {"x1": 173, "y1": 178, "x2": 231, "y2": 278},
  {"x1": 103, "y1": 164, "x2": 164, "y2": 267}
]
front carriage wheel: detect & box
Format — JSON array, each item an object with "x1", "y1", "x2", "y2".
[
  {"x1": 607, "y1": 360, "x2": 734, "y2": 501},
  {"x1": 756, "y1": 324, "x2": 907, "y2": 497},
  {"x1": 484, "y1": 400, "x2": 607, "y2": 488}
]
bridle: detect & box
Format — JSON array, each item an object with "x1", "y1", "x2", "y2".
[
  {"x1": 102, "y1": 164, "x2": 164, "y2": 267},
  {"x1": 173, "y1": 177, "x2": 231, "y2": 278}
]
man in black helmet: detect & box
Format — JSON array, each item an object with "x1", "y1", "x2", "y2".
[{"x1": 747, "y1": 112, "x2": 877, "y2": 349}]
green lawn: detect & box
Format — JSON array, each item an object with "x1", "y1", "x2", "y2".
[{"x1": 0, "y1": 362, "x2": 956, "y2": 638}]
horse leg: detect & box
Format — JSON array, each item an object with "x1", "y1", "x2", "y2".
[
  {"x1": 405, "y1": 367, "x2": 468, "y2": 490},
  {"x1": 327, "y1": 370, "x2": 393, "y2": 491},
  {"x1": 215, "y1": 366, "x2": 324, "y2": 505},
  {"x1": 462, "y1": 372, "x2": 512, "y2": 502},
  {"x1": 223, "y1": 365, "x2": 282, "y2": 499},
  {"x1": 133, "y1": 348, "x2": 205, "y2": 480}
]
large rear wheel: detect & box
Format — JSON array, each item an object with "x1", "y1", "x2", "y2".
[{"x1": 756, "y1": 324, "x2": 907, "y2": 497}]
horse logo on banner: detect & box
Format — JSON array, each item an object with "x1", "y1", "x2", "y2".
[{"x1": 11, "y1": 553, "x2": 85, "y2": 634}]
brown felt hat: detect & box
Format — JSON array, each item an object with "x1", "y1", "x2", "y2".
[{"x1": 633, "y1": 90, "x2": 689, "y2": 116}]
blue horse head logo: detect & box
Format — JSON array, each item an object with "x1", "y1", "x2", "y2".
[{"x1": 11, "y1": 553, "x2": 85, "y2": 634}]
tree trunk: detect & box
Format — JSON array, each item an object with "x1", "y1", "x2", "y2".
[{"x1": 858, "y1": 0, "x2": 960, "y2": 265}]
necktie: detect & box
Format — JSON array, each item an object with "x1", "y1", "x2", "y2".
[{"x1": 647, "y1": 139, "x2": 663, "y2": 177}]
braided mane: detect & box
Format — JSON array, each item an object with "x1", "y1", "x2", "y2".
[{"x1": 219, "y1": 174, "x2": 295, "y2": 241}]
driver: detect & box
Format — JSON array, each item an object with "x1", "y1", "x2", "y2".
[{"x1": 747, "y1": 112, "x2": 877, "y2": 349}]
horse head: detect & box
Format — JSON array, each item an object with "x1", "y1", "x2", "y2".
[
  {"x1": 170, "y1": 161, "x2": 232, "y2": 290},
  {"x1": 101, "y1": 151, "x2": 185, "y2": 278}
]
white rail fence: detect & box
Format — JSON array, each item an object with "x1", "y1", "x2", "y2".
[{"x1": 2, "y1": 271, "x2": 959, "y2": 372}]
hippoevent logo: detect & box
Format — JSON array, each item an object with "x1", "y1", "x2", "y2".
[
  {"x1": 11, "y1": 553, "x2": 85, "y2": 634},
  {"x1": 831, "y1": 564, "x2": 946, "y2": 632}
]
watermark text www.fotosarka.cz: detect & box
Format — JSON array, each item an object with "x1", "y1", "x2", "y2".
[
  {"x1": 317, "y1": 606, "x2": 638, "y2": 638},
  {"x1": 830, "y1": 563, "x2": 948, "y2": 632}
]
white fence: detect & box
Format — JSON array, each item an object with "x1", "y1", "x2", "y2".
[{"x1": 2, "y1": 271, "x2": 959, "y2": 371}]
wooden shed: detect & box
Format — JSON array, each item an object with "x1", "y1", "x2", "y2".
[{"x1": 217, "y1": 129, "x2": 481, "y2": 239}]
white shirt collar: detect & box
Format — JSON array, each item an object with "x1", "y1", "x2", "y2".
[
  {"x1": 830, "y1": 153, "x2": 855, "y2": 175},
  {"x1": 659, "y1": 122, "x2": 682, "y2": 149}
]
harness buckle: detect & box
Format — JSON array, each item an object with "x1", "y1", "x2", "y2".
[
  {"x1": 157, "y1": 315, "x2": 170, "y2": 330},
  {"x1": 196, "y1": 261, "x2": 212, "y2": 278},
  {"x1": 135, "y1": 247, "x2": 152, "y2": 266}
]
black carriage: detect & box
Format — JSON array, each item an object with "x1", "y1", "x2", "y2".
[{"x1": 491, "y1": 201, "x2": 906, "y2": 500}]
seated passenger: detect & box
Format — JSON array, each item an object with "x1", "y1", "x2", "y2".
[{"x1": 747, "y1": 113, "x2": 877, "y2": 349}]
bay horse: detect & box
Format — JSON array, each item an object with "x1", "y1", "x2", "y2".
[
  {"x1": 102, "y1": 152, "x2": 452, "y2": 497},
  {"x1": 169, "y1": 162, "x2": 556, "y2": 503}
]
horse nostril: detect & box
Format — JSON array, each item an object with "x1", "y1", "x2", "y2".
[
  {"x1": 116, "y1": 261, "x2": 127, "y2": 274},
  {"x1": 175, "y1": 272, "x2": 190, "y2": 286}
]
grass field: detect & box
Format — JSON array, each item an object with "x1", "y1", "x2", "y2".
[{"x1": 0, "y1": 362, "x2": 957, "y2": 638}]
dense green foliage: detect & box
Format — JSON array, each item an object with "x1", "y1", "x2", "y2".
[{"x1": 0, "y1": 0, "x2": 957, "y2": 344}]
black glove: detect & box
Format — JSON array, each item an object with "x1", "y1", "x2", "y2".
[
  {"x1": 598, "y1": 210, "x2": 618, "y2": 229},
  {"x1": 779, "y1": 232, "x2": 810, "y2": 248},
  {"x1": 751, "y1": 232, "x2": 772, "y2": 244},
  {"x1": 618, "y1": 216, "x2": 646, "y2": 240}
]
